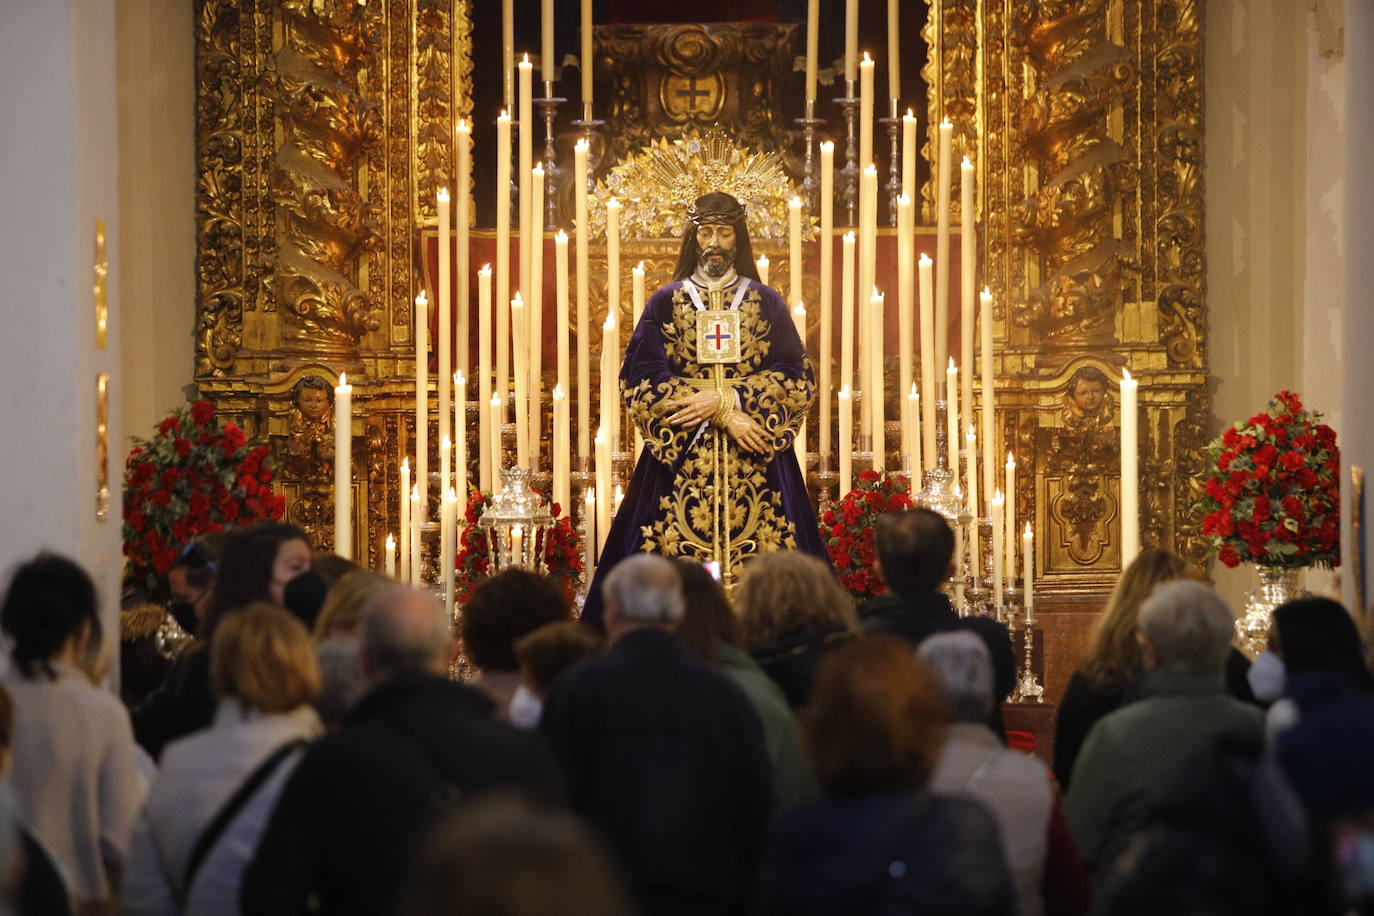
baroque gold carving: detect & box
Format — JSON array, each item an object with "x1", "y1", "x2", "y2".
[
  {"x1": 596, "y1": 23, "x2": 798, "y2": 169},
  {"x1": 268, "y1": 0, "x2": 384, "y2": 350}
]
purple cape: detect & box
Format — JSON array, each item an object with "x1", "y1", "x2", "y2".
[{"x1": 581, "y1": 275, "x2": 829, "y2": 628}]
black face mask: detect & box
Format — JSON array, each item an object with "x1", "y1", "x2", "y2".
[
  {"x1": 167, "y1": 599, "x2": 199, "y2": 636},
  {"x1": 283, "y1": 569, "x2": 328, "y2": 630}
]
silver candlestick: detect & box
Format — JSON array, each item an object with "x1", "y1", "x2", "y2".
[
  {"x1": 535, "y1": 82, "x2": 565, "y2": 228},
  {"x1": 835, "y1": 84, "x2": 860, "y2": 226},
  {"x1": 571, "y1": 101, "x2": 605, "y2": 194},
  {"x1": 794, "y1": 98, "x2": 826, "y2": 216},
  {"x1": 1011, "y1": 606, "x2": 1045, "y2": 702},
  {"x1": 879, "y1": 98, "x2": 902, "y2": 226}
]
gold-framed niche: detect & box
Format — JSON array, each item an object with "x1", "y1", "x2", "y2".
[{"x1": 191, "y1": 0, "x2": 1206, "y2": 700}]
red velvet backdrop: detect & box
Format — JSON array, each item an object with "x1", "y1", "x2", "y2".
[{"x1": 419, "y1": 227, "x2": 967, "y2": 375}]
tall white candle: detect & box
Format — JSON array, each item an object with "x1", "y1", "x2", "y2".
[
  {"x1": 844, "y1": 0, "x2": 858, "y2": 83},
  {"x1": 991, "y1": 490, "x2": 1004, "y2": 612},
  {"x1": 580, "y1": 0, "x2": 593, "y2": 108},
  {"x1": 489, "y1": 394, "x2": 504, "y2": 480},
  {"x1": 840, "y1": 232, "x2": 856, "y2": 398},
  {"x1": 859, "y1": 54, "x2": 874, "y2": 188},
  {"x1": 528, "y1": 166, "x2": 545, "y2": 460},
  {"x1": 788, "y1": 196, "x2": 803, "y2": 309},
  {"x1": 399, "y1": 458, "x2": 411, "y2": 583},
  {"x1": 584, "y1": 487, "x2": 596, "y2": 573},
  {"x1": 965, "y1": 424, "x2": 979, "y2": 568},
  {"x1": 477, "y1": 266, "x2": 493, "y2": 491},
  {"x1": 819, "y1": 141, "x2": 835, "y2": 460},
  {"x1": 385, "y1": 534, "x2": 396, "y2": 578},
  {"x1": 860, "y1": 165, "x2": 878, "y2": 439},
  {"x1": 600, "y1": 309, "x2": 619, "y2": 455},
  {"x1": 953, "y1": 484, "x2": 964, "y2": 605},
  {"x1": 455, "y1": 372, "x2": 467, "y2": 503},
  {"x1": 1005, "y1": 453, "x2": 1017, "y2": 582},
  {"x1": 518, "y1": 57, "x2": 534, "y2": 356},
  {"x1": 838, "y1": 386, "x2": 853, "y2": 496},
  {"x1": 887, "y1": 0, "x2": 901, "y2": 97},
  {"x1": 979, "y1": 288, "x2": 996, "y2": 507},
  {"x1": 574, "y1": 140, "x2": 591, "y2": 460},
  {"x1": 414, "y1": 292, "x2": 429, "y2": 522},
  {"x1": 756, "y1": 254, "x2": 770, "y2": 286},
  {"x1": 805, "y1": 0, "x2": 820, "y2": 103},
  {"x1": 553, "y1": 384, "x2": 570, "y2": 513},
  {"x1": 456, "y1": 120, "x2": 471, "y2": 376},
  {"x1": 1023, "y1": 522, "x2": 1035, "y2": 622},
  {"x1": 869, "y1": 288, "x2": 885, "y2": 468},
  {"x1": 902, "y1": 109, "x2": 917, "y2": 204},
  {"x1": 632, "y1": 261, "x2": 646, "y2": 459},
  {"x1": 502, "y1": 0, "x2": 514, "y2": 110},
  {"x1": 1121, "y1": 368, "x2": 1140, "y2": 563},
  {"x1": 541, "y1": 0, "x2": 555, "y2": 82},
  {"x1": 409, "y1": 486, "x2": 422, "y2": 586},
  {"x1": 438, "y1": 189, "x2": 452, "y2": 510},
  {"x1": 960, "y1": 157, "x2": 976, "y2": 439},
  {"x1": 606, "y1": 196, "x2": 621, "y2": 328},
  {"x1": 918, "y1": 254, "x2": 936, "y2": 468},
  {"x1": 512, "y1": 293, "x2": 529, "y2": 468},
  {"x1": 496, "y1": 112, "x2": 512, "y2": 422},
  {"x1": 555, "y1": 232, "x2": 571, "y2": 484},
  {"x1": 443, "y1": 487, "x2": 457, "y2": 616},
  {"x1": 934, "y1": 119, "x2": 953, "y2": 372},
  {"x1": 334, "y1": 373, "x2": 352, "y2": 560},
  {"x1": 595, "y1": 426, "x2": 610, "y2": 555},
  {"x1": 906, "y1": 384, "x2": 921, "y2": 489},
  {"x1": 946, "y1": 359, "x2": 959, "y2": 477},
  {"x1": 897, "y1": 194, "x2": 914, "y2": 462}
]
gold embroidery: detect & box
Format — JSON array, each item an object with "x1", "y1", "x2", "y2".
[{"x1": 629, "y1": 279, "x2": 812, "y2": 589}]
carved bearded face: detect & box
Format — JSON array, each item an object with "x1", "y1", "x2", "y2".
[
  {"x1": 298, "y1": 386, "x2": 331, "y2": 422},
  {"x1": 695, "y1": 223, "x2": 737, "y2": 279}
]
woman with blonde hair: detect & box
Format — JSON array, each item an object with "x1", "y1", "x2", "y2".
[
  {"x1": 123, "y1": 603, "x2": 323, "y2": 916},
  {"x1": 735, "y1": 551, "x2": 858, "y2": 708},
  {"x1": 1054, "y1": 548, "x2": 1216, "y2": 788}
]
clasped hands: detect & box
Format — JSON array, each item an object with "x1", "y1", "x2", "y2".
[{"x1": 666, "y1": 390, "x2": 770, "y2": 454}]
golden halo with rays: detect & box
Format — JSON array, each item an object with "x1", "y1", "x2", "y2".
[{"x1": 588, "y1": 129, "x2": 812, "y2": 241}]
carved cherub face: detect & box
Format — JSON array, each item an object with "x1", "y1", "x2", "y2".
[
  {"x1": 298, "y1": 386, "x2": 331, "y2": 422},
  {"x1": 696, "y1": 223, "x2": 737, "y2": 279},
  {"x1": 1071, "y1": 378, "x2": 1106, "y2": 414}
]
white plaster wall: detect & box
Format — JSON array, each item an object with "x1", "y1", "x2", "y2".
[
  {"x1": 0, "y1": 0, "x2": 123, "y2": 647},
  {"x1": 1205, "y1": 0, "x2": 1346, "y2": 609},
  {"x1": 116, "y1": 0, "x2": 196, "y2": 442}
]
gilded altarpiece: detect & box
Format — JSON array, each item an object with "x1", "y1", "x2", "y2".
[
  {"x1": 194, "y1": 1, "x2": 1207, "y2": 700},
  {"x1": 194, "y1": 0, "x2": 473, "y2": 563}
]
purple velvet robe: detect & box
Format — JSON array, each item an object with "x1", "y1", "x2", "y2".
[{"x1": 582, "y1": 274, "x2": 828, "y2": 628}]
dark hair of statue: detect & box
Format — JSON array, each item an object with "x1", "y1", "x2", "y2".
[{"x1": 672, "y1": 192, "x2": 762, "y2": 283}]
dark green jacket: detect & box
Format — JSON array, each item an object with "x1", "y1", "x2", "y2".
[
  {"x1": 718, "y1": 642, "x2": 819, "y2": 807},
  {"x1": 1064, "y1": 669, "x2": 1264, "y2": 885}
]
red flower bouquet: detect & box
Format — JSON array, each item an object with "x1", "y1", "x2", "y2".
[
  {"x1": 455, "y1": 488, "x2": 584, "y2": 606},
  {"x1": 123, "y1": 401, "x2": 286, "y2": 597},
  {"x1": 1198, "y1": 390, "x2": 1339, "y2": 569},
  {"x1": 819, "y1": 469, "x2": 916, "y2": 600}
]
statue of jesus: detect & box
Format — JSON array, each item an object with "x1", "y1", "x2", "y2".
[{"x1": 582, "y1": 191, "x2": 828, "y2": 627}]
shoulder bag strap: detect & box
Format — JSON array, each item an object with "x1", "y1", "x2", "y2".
[{"x1": 178, "y1": 739, "x2": 308, "y2": 904}]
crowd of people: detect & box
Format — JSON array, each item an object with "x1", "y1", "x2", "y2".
[{"x1": 0, "y1": 510, "x2": 1372, "y2": 915}]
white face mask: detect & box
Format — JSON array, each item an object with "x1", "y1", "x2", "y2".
[
  {"x1": 508, "y1": 684, "x2": 543, "y2": 730},
  {"x1": 1247, "y1": 651, "x2": 1287, "y2": 703}
]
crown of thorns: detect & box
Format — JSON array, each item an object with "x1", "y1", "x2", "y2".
[{"x1": 687, "y1": 202, "x2": 746, "y2": 226}]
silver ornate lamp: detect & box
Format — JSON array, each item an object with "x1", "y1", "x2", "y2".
[{"x1": 477, "y1": 467, "x2": 555, "y2": 572}]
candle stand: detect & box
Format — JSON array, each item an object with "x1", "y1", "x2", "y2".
[
  {"x1": 834, "y1": 88, "x2": 860, "y2": 226},
  {"x1": 879, "y1": 101, "x2": 902, "y2": 225},
  {"x1": 793, "y1": 99, "x2": 826, "y2": 216},
  {"x1": 535, "y1": 84, "x2": 566, "y2": 228},
  {"x1": 914, "y1": 400, "x2": 963, "y2": 522},
  {"x1": 571, "y1": 102, "x2": 606, "y2": 193},
  {"x1": 815, "y1": 455, "x2": 838, "y2": 508},
  {"x1": 478, "y1": 466, "x2": 555, "y2": 572},
  {"x1": 1010, "y1": 605, "x2": 1045, "y2": 702}
]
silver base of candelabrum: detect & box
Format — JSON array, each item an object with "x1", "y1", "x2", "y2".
[
  {"x1": 915, "y1": 397, "x2": 963, "y2": 521},
  {"x1": 794, "y1": 99, "x2": 825, "y2": 216},
  {"x1": 571, "y1": 102, "x2": 605, "y2": 193},
  {"x1": 1010, "y1": 606, "x2": 1045, "y2": 702},
  {"x1": 879, "y1": 99, "x2": 901, "y2": 227},
  {"x1": 535, "y1": 85, "x2": 565, "y2": 228},
  {"x1": 835, "y1": 86, "x2": 860, "y2": 226}
]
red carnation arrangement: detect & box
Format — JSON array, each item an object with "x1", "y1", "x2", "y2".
[
  {"x1": 455, "y1": 488, "x2": 584, "y2": 606},
  {"x1": 123, "y1": 400, "x2": 285, "y2": 597},
  {"x1": 1198, "y1": 390, "x2": 1339, "y2": 569},
  {"x1": 819, "y1": 469, "x2": 916, "y2": 600}
]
